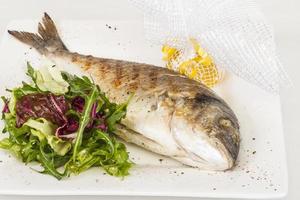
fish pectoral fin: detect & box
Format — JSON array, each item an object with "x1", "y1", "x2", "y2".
[{"x1": 115, "y1": 124, "x2": 171, "y2": 156}]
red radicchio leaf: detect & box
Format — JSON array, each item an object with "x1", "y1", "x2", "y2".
[
  {"x1": 85, "y1": 120, "x2": 94, "y2": 130},
  {"x1": 95, "y1": 123, "x2": 108, "y2": 132},
  {"x1": 16, "y1": 93, "x2": 108, "y2": 139},
  {"x1": 56, "y1": 116, "x2": 79, "y2": 138},
  {"x1": 2, "y1": 100, "x2": 9, "y2": 113},
  {"x1": 16, "y1": 93, "x2": 69, "y2": 128},
  {"x1": 71, "y1": 96, "x2": 85, "y2": 113},
  {"x1": 57, "y1": 97, "x2": 100, "y2": 138},
  {"x1": 94, "y1": 111, "x2": 107, "y2": 131},
  {"x1": 96, "y1": 112, "x2": 104, "y2": 119},
  {"x1": 90, "y1": 102, "x2": 98, "y2": 118},
  {"x1": 65, "y1": 117, "x2": 79, "y2": 133}
]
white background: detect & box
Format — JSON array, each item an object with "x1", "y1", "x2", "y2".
[{"x1": 0, "y1": 0, "x2": 298, "y2": 199}]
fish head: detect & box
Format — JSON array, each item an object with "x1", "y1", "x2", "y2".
[{"x1": 171, "y1": 92, "x2": 240, "y2": 170}]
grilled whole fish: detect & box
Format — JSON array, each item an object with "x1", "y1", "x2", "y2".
[{"x1": 8, "y1": 13, "x2": 240, "y2": 170}]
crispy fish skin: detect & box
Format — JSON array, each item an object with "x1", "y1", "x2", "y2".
[{"x1": 8, "y1": 13, "x2": 240, "y2": 170}]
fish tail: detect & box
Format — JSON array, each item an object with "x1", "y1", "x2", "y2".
[{"x1": 8, "y1": 12, "x2": 68, "y2": 54}]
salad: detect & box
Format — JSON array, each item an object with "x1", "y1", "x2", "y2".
[{"x1": 0, "y1": 63, "x2": 132, "y2": 180}]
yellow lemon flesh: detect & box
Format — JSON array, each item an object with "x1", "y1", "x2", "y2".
[{"x1": 162, "y1": 39, "x2": 221, "y2": 88}]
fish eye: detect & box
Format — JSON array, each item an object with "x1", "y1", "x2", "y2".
[{"x1": 219, "y1": 118, "x2": 232, "y2": 127}]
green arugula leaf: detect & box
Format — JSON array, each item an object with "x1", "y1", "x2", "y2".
[
  {"x1": 26, "y1": 62, "x2": 36, "y2": 82},
  {"x1": 4, "y1": 114, "x2": 29, "y2": 139},
  {"x1": 21, "y1": 137, "x2": 39, "y2": 163},
  {"x1": 91, "y1": 130, "x2": 114, "y2": 160},
  {"x1": 66, "y1": 129, "x2": 132, "y2": 177},
  {"x1": 72, "y1": 85, "x2": 99, "y2": 161},
  {"x1": 106, "y1": 94, "x2": 132, "y2": 132},
  {"x1": 106, "y1": 102, "x2": 128, "y2": 132},
  {"x1": 38, "y1": 140, "x2": 64, "y2": 180},
  {"x1": 12, "y1": 83, "x2": 39, "y2": 100},
  {"x1": 65, "y1": 150, "x2": 100, "y2": 175},
  {"x1": 101, "y1": 141, "x2": 132, "y2": 177},
  {"x1": 61, "y1": 72, "x2": 93, "y2": 96}
]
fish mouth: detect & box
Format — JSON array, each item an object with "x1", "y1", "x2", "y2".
[
  {"x1": 173, "y1": 135, "x2": 235, "y2": 170},
  {"x1": 171, "y1": 116, "x2": 237, "y2": 170},
  {"x1": 215, "y1": 131, "x2": 239, "y2": 163}
]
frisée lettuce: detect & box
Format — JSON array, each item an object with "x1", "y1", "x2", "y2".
[{"x1": 0, "y1": 63, "x2": 132, "y2": 180}]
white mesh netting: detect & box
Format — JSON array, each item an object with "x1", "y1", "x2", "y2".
[{"x1": 130, "y1": 0, "x2": 290, "y2": 93}]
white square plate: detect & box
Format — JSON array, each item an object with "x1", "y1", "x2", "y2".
[{"x1": 0, "y1": 19, "x2": 288, "y2": 198}]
